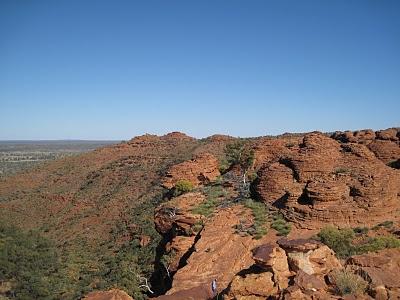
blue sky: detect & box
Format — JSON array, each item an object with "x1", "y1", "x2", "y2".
[{"x1": 1, "y1": 0, "x2": 399, "y2": 140}]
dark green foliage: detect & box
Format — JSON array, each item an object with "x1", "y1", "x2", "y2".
[
  {"x1": 225, "y1": 140, "x2": 255, "y2": 172},
  {"x1": 173, "y1": 179, "x2": 194, "y2": 196},
  {"x1": 271, "y1": 214, "x2": 291, "y2": 236},
  {"x1": 356, "y1": 235, "x2": 400, "y2": 253},
  {"x1": 0, "y1": 223, "x2": 60, "y2": 299},
  {"x1": 318, "y1": 226, "x2": 400, "y2": 259}
]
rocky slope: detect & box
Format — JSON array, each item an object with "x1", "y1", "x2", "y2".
[{"x1": 0, "y1": 127, "x2": 399, "y2": 300}]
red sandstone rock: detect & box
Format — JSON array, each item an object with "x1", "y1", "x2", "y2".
[
  {"x1": 256, "y1": 131, "x2": 400, "y2": 229},
  {"x1": 376, "y1": 128, "x2": 399, "y2": 141},
  {"x1": 278, "y1": 238, "x2": 341, "y2": 276},
  {"x1": 82, "y1": 289, "x2": 133, "y2": 300},
  {"x1": 367, "y1": 140, "x2": 400, "y2": 164},
  {"x1": 162, "y1": 153, "x2": 220, "y2": 189},
  {"x1": 224, "y1": 272, "x2": 278, "y2": 299},
  {"x1": 166, "y1": 206, "x2": 272, "y2": 295},
  {"x1": 252, "y1": 244, "x2": 291, "y2": 289},
  {"x1": 346, "y1": 249, "x2": 400, "y2": 290}
]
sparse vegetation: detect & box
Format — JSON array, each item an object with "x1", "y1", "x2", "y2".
[
  {"x1": 356, "y1": 235, "x2": 400, "y2": 253},
  {"x1": 243, "y1": 199, "x2": 268, "y2": 239},
  {"x1": 271, "y1": 214, "x2": 291, "y2": 236},
  {"x1": 331, "y1": 269, "x2": 367, "y2": 296},
  {"x1": 372, "y1": 220, "x2": 393, "y2": 230},
  {"x1": 192, "y1": 185, "x2": 226, "y2": 217}
]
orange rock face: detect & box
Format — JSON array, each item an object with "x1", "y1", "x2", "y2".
[
  {"x1": 162, "y1": 153, "x2": 220, "y2": 189},
  {"x1": 82, "y1": 289, "x2": 133, "y2": 300},
  {"x1": 166, "y1": 205, "x2": 273, "y2": 295},
  {"x1": 256, "y1": 132, "x2": 400, "y2": 229}
]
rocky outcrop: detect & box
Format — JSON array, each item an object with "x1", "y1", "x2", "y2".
[
  {"x1": 376, "y1": 128, "x2": 399, "y2": 141},
  {"x1": 346, "y1": 248, "x2": 400, "y2": 298},
  {"x1": 166, "y1": 205, "x2": 273, "y2": 295},
  {"x1": 162, "y1": 153, "x2": 220, "y2": 189},
  {"x1": 367, "y1": 140, "x2": 400, "y2": 164},
  {"x1": 252, "y1": 244, "x2": 291, "y2": 289},
  {"x1": 82, "y1": 289, "x2": 133, "y2": 300},
  {"x1": 256, "y1": 132, "x2": 400, "y2": 229},
  {"x1": 154, "y1": 192, "x2": 205, "y2": 234},
  {"x1": 224, "y1": 239, "x2": 342, "y2": 300},
  {"x1": 277, "y1": 238, "x2": 341, "y2": 276},
  {"x1": 224, "y1": 272, "x2": 277, "y2": 299}
]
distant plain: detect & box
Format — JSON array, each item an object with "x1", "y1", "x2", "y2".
[{"x1": 0, "y1": 140, "x2": 119, "y2": 177}]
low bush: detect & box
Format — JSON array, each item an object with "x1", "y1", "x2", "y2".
[
  {"x1": 271, "y1": 215, "x2": 291, "y2": 236},
  {"x1": 173, "y1": 179, "x2": 194, "y2": 196},
  {"x1": 244, "y1": 199, "x2": 268, "y2": 239},
  {"x1": 317, "y1": 226, "x2": 356, "y2": 258},
  {"x1": 318, "y1": 225, "x2": 400, "y2": 258},
  {"x1": 331, "y1": 269, "x2": 367, "y2": 296}
]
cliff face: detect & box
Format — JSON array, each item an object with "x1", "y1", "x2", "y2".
[{"x1": 1, "y1": 128, "x2": 399, "y2": 300}]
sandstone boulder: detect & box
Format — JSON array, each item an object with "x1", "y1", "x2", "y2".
[
  {"x1": 224, "y1": 272, "x2": 277, "y2": 300},
  {"x1": 367, "y1": 140, "x2": 400, "y2": 164},
  {"x1": 82, "y1": 289, "x2": 133, "y2": 300},
  {"x1": 252, "y1": 244, "x2": 291, "y2": 289},
  {"x1": 278, "y1": 238, "x2": 341, "y2": 276},
  {"x1": 155, "y1": 282, "x2": 216, "y2": 300},
  {"x1": 376, "y1": 128, "x2": 399, "y2": 141}
]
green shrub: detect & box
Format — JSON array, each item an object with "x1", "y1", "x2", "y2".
[
  {"x1": 331, "y1": 269, "x2": 367, "y2": 296},
  {"x1": 0, "y1": 224, "x2": 60, "y2": 299},
  {"x1": 356, "y1": 235, "x2": 400, "y2": 254},
  {"x1": 173, "y1": 179, "x2": 194, "y2": 196},
  {"x1": 225, "y1": 140, "x2": 255, "y2": 175},
  {"x1": 271, "y1": 215, "x2": 291, "y2": 236},
  {"x1": 317, "y1": 226, "x2": 356, "y2": 258}
]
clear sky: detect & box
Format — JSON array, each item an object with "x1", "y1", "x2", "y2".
[{"x1": 1, "y1": 0, "x2": 399, "y2": 140}]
